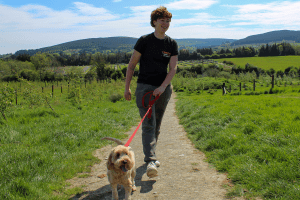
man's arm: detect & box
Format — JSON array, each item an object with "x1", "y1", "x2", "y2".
[
  {"x1": 153, "y1": 55, "x2": 178, "y2": 96},
  {"x1": 124, "y1": 50, "x2": 141, "y2": 101}
]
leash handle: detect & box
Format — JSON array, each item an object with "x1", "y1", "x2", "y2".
[
  {"x1": 124, "y1": 91, "x2": 160, "y2": 147},
  {"x1": 142, "y1": 91, "x2": 160, "y2": 118}
]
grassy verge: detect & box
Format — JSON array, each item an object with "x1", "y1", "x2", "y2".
[
  {"x1": 0, "y1": 79, "x2": 139, "y2": 199},
  {"x1": 175, "y1": 80, "x2": 300, "y2": 199}
]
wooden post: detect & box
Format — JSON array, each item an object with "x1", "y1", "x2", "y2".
[
  {"x1": 222, "y1": 83, "x2": 226, "y2": 95},
  {"x1": 239, "y1": 82, "x2": 242, "y2": 91},
  {"x1": 42, "y1": 87, "x2": 44, "y2": 93},
  {"x1": 253, "y1": 79, "x2": 256, "y2": 91},
  {"x1": 68, "y1": 82, "x2": 70, "y2": 92},
  {"x1": 52, "y1": 85, "x2": 54, "y2": 97},
  {"x1": 271, "y1": 75, "x2": 274, "y2": 88}
]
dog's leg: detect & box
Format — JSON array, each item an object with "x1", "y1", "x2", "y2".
[
  {"x1": 124, "y1": 185, "x2": 132, "y2": 200},
  {"x1": 131, "y1": 170, "x2": 136, "y2": 191},
  {"x1": 111, "y1": 183, "x2": 119, "y2": 200}
]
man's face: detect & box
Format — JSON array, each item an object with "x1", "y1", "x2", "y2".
[{"x1": 154, "y1": 18, "x2": 171, "y2": 32}]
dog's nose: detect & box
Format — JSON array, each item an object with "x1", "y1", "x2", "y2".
[{"x1": 123, "y1": 160, "x2": 127, "y2": 164}]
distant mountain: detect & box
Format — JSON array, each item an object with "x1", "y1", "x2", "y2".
[
  {"x1": 14, "y1": 35, "x2": 236, "y2": 56},
  {"x1": 15, "y1": 37, "x2": 138, "y2": 56},
  {"x1": 230, "y1": 30, "x2": 300, "y2": 46},
  {"x1": 13, "y1": 30, "x2": 300, "y2": 56}
]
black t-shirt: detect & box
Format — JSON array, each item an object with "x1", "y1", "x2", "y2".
[{"x1": 134, "y1": 32, "x2": 178, "y2": 86}]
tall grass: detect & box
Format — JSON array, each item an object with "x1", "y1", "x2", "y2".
[
  {"x1": 0, "y1": 79, "x2": 139, "y2": 199},
  {"x1": 174, "y1": 77, "x2": 300, "y2": 199}
]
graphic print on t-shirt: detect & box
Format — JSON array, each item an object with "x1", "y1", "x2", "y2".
[{"x1": 162, "y1": 51, "x2": 171, "y2": 58}]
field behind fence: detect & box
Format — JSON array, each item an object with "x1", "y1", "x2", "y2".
[
  {"x1": 0, "y1": 78, "x2": 140, "y2": 199},
  {"x1": 174, "y1": 78, "x2": 300, "y2": 199}
]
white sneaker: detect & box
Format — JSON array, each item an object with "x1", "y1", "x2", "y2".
[{"x1": 146, "y1": 161, "x2": 160, "y2": 178}]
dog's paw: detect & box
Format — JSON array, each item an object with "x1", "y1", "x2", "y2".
[{"x1": 132, "y1": 185, "x2": 137, "y2": 191}]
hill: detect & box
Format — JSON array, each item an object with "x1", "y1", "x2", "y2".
[
  {"x1": 12, "y1": 30, "x2": 300, "y2": 56},
  {"x1": 230, "y1": 30, "x2": 300, "y2": 46},
  {"x1": 14, "y1": 36, "x2": 236, "y2": 56}
]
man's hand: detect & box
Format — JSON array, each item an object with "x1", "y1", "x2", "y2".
[
  {"x1": 124, "y1": 89, "x2": 132, "y2": 101},
  {"x1": 153, "y1": 86, "x2": 166, "y2": 97}
]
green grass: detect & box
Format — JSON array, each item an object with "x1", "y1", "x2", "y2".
[
  {"x1": 215, "y1": 56, "x2": 300, "y2": 71},
  {"x1": 175, "y1": 81, "x2": 300, "y2": 199},
  {"x1": 0, "y1": 79, "x2": 139, "y2": 199}
]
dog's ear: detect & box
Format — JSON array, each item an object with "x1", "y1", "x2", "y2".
[{"x1": 107, "y1": 151, "x2": 114, "y2": 170}]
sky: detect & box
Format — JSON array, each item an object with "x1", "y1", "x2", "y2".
[{"x1": 1, "y1": 0, "x2": 300, "y2": 55}]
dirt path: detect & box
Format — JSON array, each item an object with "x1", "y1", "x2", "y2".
[{"x1": 68, "y1": 93, "x2": 241, "y2": 200}]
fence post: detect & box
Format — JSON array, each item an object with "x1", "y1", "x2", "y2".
[
  {"x1": 253, "y1": 79, "x2": 256, "y2": 91},
  {"x1": 68, "y1": 82, "x2": 70, "y2": 93},
  {"x1": 222, "y1": 83, "x2": 226, "y2": 95},
  {"x1": 42, "y1": 87, "x2": 44, "y2": 93},
  {"x1": 271, "y1": 75, "x2": 274, "y2": 88},
  {"x1": 52, "y1": 85, "x2": 54, "y2": 98},
  {"x1": 239, "y1": 82, "x2": 242, "y2": 91}
]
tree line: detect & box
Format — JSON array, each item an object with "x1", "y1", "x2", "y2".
[{"x1": 178, "y1": 42, "x2": 298, "y2": 60}]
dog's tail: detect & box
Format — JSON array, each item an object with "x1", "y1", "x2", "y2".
[{"x1": 101, "y1": 137, "x2": 124, "y2": 145}]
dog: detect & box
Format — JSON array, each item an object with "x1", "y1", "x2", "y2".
[{"x1": 102, "y1": 137, "x2": 136, "y2": 200}]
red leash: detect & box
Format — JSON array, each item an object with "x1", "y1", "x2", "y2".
[{"x1": 124, "y1": 91, "x2": 160, "y2": 147}]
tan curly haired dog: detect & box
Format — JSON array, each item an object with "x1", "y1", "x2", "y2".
[{"x1": 102, "y1": 137, "x2": 136, "y2": 200}]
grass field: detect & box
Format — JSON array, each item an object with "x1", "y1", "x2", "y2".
[
  {"x1": 0, "y1": 79, "x2": 139, "y2": 199},
  {"x1": 214, "y1": 56, "x2": 300, "y2": 71},
  {"x1": 174, "y1": 76, "x2": 300, "y2": 199}
]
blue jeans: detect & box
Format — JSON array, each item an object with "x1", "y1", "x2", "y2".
[{"x1": 135, "y1": 83, "x2": 172, "y2": 163}]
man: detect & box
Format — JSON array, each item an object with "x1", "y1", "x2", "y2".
[{"x1": 124, "y1": 6, "x2": 178, "y2": 178}]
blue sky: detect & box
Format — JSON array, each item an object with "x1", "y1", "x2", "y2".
[{"x1": 1, "y1": 0, "x2": 300, "y2": 54}]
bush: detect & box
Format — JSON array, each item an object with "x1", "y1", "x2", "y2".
[
  {"x1": 84, "y1": 70, "x2": 96, "y2": 81},
  {"x1": 190, "y1": 64, "x2": 204, "y2": 74},
  {"x1": 111, "y1": 69, "x2": 124, "y2": 80},
  {"x1": 2, "y1": 74, "x2": 19, "y2": 82},
  {"x1": 20, "y1": 69, "x2": 39, "y2": 81},
  {"x1": 217, "y1": 71, "x2": 232, "y2": 79},
  {"x1": 177, "y1": 70, "x2": 195, "y2": 78},
  {"x1": 109, "y1": 93, "x2": 123, "y2": 103}
]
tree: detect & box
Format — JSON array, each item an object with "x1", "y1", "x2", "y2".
[
  {"x1": 91, "y1": 53, "x2": 107, "y2": 79},
  {"x1": 16, "y1": 53, "x2": 31, "y2": 62},
  {"x1": 31, "y1": 53, "x2": 51, "y2": 71}
]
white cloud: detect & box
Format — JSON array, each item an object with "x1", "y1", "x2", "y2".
[
  {"x1": 173, "y1": 13, "x2": 224, "y2": 25},
  {"x1": 167, "y1": 0, "x2": 218, "y2": 10},
  {"x1": 73, "y1": 2, "x2": 112, "y2": 16},
  {"x1": 228, "y1": 1, "x2": 300, "y2": 26},
  {"x1": 168, "y1": 24, "x2": 272, "y2": 39}
]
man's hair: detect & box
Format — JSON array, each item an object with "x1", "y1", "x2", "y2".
[{"x1": 150, "y1": 6, "x2": 172, "y2": 28}]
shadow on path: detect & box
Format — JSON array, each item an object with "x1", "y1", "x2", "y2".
[{"x1": 70, "y1": 164, "x2": 156, "y2": 200}]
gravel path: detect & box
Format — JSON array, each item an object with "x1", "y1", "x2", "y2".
[{"x1": 68, "y1": 93, "x2": 241, "y2": 200}]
